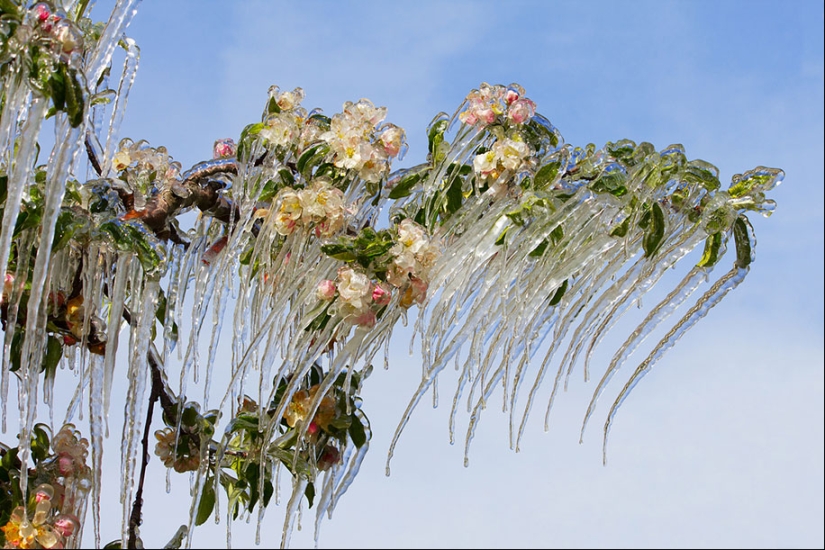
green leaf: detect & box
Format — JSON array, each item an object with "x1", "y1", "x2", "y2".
[
  {"x1": 697, "y1": 232, "x2": 724, "y2": 268},
  {"x1": 52, "y1": 208, "x2": 87, "y2": 252},
  {"x1": 64, "y1": 66, "x2": 84, "y2": 128},
  {"x1": 296, "y1": 143, "x2": 330, "y2": 177},
  {"x1": 195, "y1": 480, "x2": 216, "y2": 526},
  {"x1": 606, "y1": 139, "x2": 637, "y2": 165},
  {"x1": 42, "y1": 336, "x2": 62, "y2": 378},
  {"x1": 321, "y1": 242, "x2": 357, "y2": 262},
  {"x1": 428, "y1": 118, "x2": 449, "y2": 156},
  {"x1": 590, "y1": 169, "x2": 628, "y2": 197},
  {"x1": 534, "y1": 162, "x2": 560, "y2": 190},
  {"x1": 348, "y1": 413, "x2": 367, "y2": 448},
  {"x1": 495, "y1": 227, "x2": 509, "y2": 247},
  {"x1": 236, "y1": 122, "x2": 264, "y2": 163},
  {"x1": 549, "y1": 279, "x2": 568, "y2": 306},
  {"x1": 48, "y1": 69, "x2": 66, "y2": 112},
  {"x1": 642, "y1": 202, "x2": 665, "y2": 257},
  {"x1": 733, "y1": 215, "x2": 753, "y2": 268},
  {"x1": 610, "y1": 216, "x2": 631, "y2": 238},
  {"x1": 304, "y1": 482, "x2": 315, "y2": 509},
  {"x1": 388, "y1": 172, "x2": 422, "y2": 200},
  {"x1": 445, "y1": 172, "x2": 464, "y2": 215},
  {"x1": 9, "y1": 329, "x2": 22, "y2": 373},
  {"x1": 31, "y1": 424, "x2": 50, "y2": 463}
]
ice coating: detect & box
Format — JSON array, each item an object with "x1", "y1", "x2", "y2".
[{"x1": 0, "y1": 4, "x2": 784, "y2": 547}]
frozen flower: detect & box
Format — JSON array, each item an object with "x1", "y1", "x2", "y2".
[
  {"x1": 472, "y1": 136, "x2": 533, "y2": 183},
  {"x1": 262, "y1": 112, "x2": 300, "y2": 148},
  {"x1": 112, "y1": 150, "x2": 131, "y2": 171},
  {"x1": 270, "y1": 86, "x2": 305, "y2": 111},
  {"x1": 386, "y1": 220, "x2": 440, "y2": 295},
  {"x1": 51, "y1": 425, "x2": 90, "y2": 479},
  {"x1": 505, "y1": 88, "x2": 520, "y2": 105},
  {"x1": 495, "y1": 138, "x2": 531, "y2": 171},
  {"x1": 1, "y1": 501, "x2": 63, "y2": 549},
  {"x1": 473, "y1": 150, "x2": 499, "y2": 181},
  {"x1": 283, "y1": 385, "x2": 336, "y2": 432},
  {"x1": 344, "y1": 98, "x2": 387, "y2": 127},
  {"x1": 378, "y1": 124, "x2": 406, "y2": 158},
  {"x1": 400, "y1": 276, "x2": 429, "y2": 308},
  {"x1": 358, "y1": 145, "x2": 389, "y2": 183},
  {"x1": 273, "y1": 188, "x2": 302, "y2": 235},
  {"x1": 507, "y1": 97, "x2": 536, "y2": 125},
  {"x1": 316, "y1": 280, "x2": 336, "y2": 301},
  {"x1": 154, "y1": 427, "x2": 200, "y2": 473},
  {"x1": 213, "y1": 138, "x2": 236, "y2": 159},
  {"x1": 336, "y1": 267, "x2": 372, "y2": 314},
  {"x1": 52, "y1": 20, "x2": 82, "y2": 54}
]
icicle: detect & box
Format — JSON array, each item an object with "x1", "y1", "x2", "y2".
[
  {"x1": 119, "y1": 277, "x2": 158, "y2": 547},
  {"x1": 83, "y1": 0, "x2": 142, "y2": 90},
  {"x1": 580, "y1": 265, "x2": 708, "y2": 442},
  {"x1": 280, "y1": 477, "x2": 308, "y2": 549},
  {"x1": 102, "y1": 37, "x2": 140, "y2": 174},
  {"x1": 602, "y1": 263, "x2": 750, "y2": 465}
]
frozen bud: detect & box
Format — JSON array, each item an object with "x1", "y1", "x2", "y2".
[
  {"x1": 379, "y1": 125, "x2": 406, "y2": 157},
  {"x1": 33, "y1": 3, "x2": 50, "y2": 23},
  {"x1": 504, "y1": 88, "x2": 520, "y2": 105},
  {"x1": 213, "y1": 138, "x2": 236, "y2": 159},
  {"x1": 317, "y1": 445, "x2": 340, "y2": 471},
  {"x1": 57, "y1": 453, "x2": 75, "y2": 477},
  {"x1": 372, "y1": 283, "x2": 391, "y2": 306},
  {"x1": 316, "y1": 280, "x2": 336, "y2": 301},
  {"x1": 34, "y1": 484, "x2": 54, "y2": 503},
  {"x1": 53, "y1": 20, "x2": 82, "y2": 54},
  {"x1": 53, "y1": 514, "x2": 79, "y2": 538},
  {"x1": 352, "y1": 309, "x2": 377, "y2": 328},
  {"x1": 507, "y1": 98, "x2": 536, "y2": 125}
]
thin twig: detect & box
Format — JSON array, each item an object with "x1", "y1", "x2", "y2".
[{"x1": 127, "y1": 360, "x2": 161, "y2": 549}]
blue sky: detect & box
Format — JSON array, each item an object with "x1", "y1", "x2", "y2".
[{"x1": 81, "y1": 1, "x2": 825, "y2": 548}]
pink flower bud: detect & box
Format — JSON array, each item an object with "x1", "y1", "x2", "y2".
[
  {"x1": 508, "y1": 98, "x2": 536, "y2": 125},
  {"x1": 352, "y1": 309, "x2": 377, "y2": 328},
  {"x1": 213, "y1": 139, "x2": 236, "y2": 159},
  {"x1": 372, "y1": 284, "x2": 391, "y2": 306},
  {"x1": 57, "y1": 454, "x2": 75, "y2": 476},
  {"x1": 34, "y1": 3, "x2": 50, "y2": 22},
  {"x1": 316, "y1": 280, "x2": 336, "y2": 301},
  {"x1": 53, "y1": 514, "x2": 79, "y2": 538},
  {"x1": 308, "y1": 421, "x2": 319, "y2": 435},
  {"x1": 505, "y1": 89, "x2": 520, "y2": 105},
  {"x1": 317, "y1": 445, "x2": 340, "y2": 471}
]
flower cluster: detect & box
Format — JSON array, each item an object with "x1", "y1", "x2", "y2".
[
  {"x1": 318, "y1": 267, "x2": 392, "y2": 328},
  {"x1": 23, "y1": 3, "x2": 84, "y2": 62},
  {"x1": 0, "y1": 484, "x2": 78, "y2": 549},
  {"x1": 387, "y1": 219, "x2": 440, "y2": 307},
  {"x1": 154, "y1": 427, "x2": 200, "y2": 473},
  {"x1": 458, "y1": 83, "x2": 536, "y2": 127},
  {"x1": 111, "y1": 139, "x2": 181, "y2": 209},
  {"x1": 271, "y1": 178, "x2": 348, "y2": 237},
  {"x1": 153, "y1": 403, "x2": 215, "y2": 474},
  {"x1": 49, "y1": 425, "x2": 91, "y2": 481},
  {"x1": 319, "y1": 99, "x2": 407, "y2": 183},
  {"x1": 472, "y1": 134, "x2": 534, "y2": 185},
  {"x1": 283, "y1": 385, "x2": 336, "y2": 435}
]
